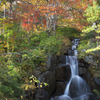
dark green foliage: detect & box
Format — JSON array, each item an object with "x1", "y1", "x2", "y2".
[
  {"x1": 0, "y1": 56, "x2": 24, "y2": 99},
  {"x1": 0, "y1": 81, "x2": 23, "y2": 98},
  {"x1": 0, "y1": 85, "x2": 13, "y2": 97},
  {"x1": 29, "y1": 31, "x2": 49, "y2": 47},
  {"x1": 39, "y1": 34, "x2": 63, "y2": 54},
  {"x1": 56, "y1": 26, "x2": 80, "y2": 38},
  {"x1": 97, "y1": 0, "x2": 100, "y2": 6}
]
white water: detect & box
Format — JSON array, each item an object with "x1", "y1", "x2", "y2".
[
  {"x1": 64, "y1": 56, "x2": 78, "y2": 95},
  {"x1": 64, "y1": 39, "x2": 79, "y2": 95},
  {"x1": 63, "y1": 38, "x2": 90, "y2": 98}
]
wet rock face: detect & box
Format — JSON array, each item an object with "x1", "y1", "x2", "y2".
[{"x1": 55, "y1": 65, "x2": 71, "y2": 82}]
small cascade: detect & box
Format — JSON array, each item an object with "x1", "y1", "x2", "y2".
[
  {"x1": 59, "y1": 38, "x2": 91, "y2": 100},
  {"x1": 64, "y1": 56, "x2": 79, "y2": 96}
]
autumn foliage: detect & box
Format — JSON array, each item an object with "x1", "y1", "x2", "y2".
[{"x1": 5, "y1": 0, "x2": 93, "y2": 32}]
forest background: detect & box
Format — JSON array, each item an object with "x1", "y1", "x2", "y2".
[{"x1": 0, "y1": 0, "x2": 100, "y2": 99}]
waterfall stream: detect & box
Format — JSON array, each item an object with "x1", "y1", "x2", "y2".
[
  {"x1": 64, "y1": 56, "x2": 78, "y2": 96},
  {"x1": 59, "y1": 38, "x2": 91, "y2": 100}
]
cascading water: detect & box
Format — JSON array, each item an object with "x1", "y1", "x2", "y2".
[
  {"x1": 64, "y1": 56, "x2": 78, "y2": 96},
  {"x1": 59, "y1": 38, "x2": 92, "y2": 100}
]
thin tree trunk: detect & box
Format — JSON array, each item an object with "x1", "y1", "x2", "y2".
[
  {"x1": 97, "y1": 33, "x2": 100, "y2": 68},
  {"x1": 28, "y1": 18, "x2": 30, "y2": 43},
  {"x1": 40, "y1": 17, "x2": 45, "y2": 31},
  {"x1": 98, "y1": 53, "x2": 100, "y2": 68},
  {"x1": 3, "y1": 4, "x2": 5, "y2": 33},
  {"x1": 10, "y1": 0, "x2": 12, "y2": 17}
]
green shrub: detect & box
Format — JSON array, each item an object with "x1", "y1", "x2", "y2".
[
  {"x1": 56, "y1": 26, "x2": 80, "y2": 38},
  {"x1": 93, "y1": 89, "x2": 100, "y2": 98},
  {"x1": 39, "y1": 34, "x2": 64, "y2": 54}
]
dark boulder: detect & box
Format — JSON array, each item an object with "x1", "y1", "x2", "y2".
[
  {"x1": 78, "y1": 62, "x2": 84, "y2": 67},
  {"x1": 94, "y1": 77, "x2": 100, "y2": 85},
  {"x1": 33, "y1": 69, "x2": 42, "y2": 77},
  {"x1": 57, "y1": 55, "x2": 66, "y2": 64},
  {"x1": 38, "y1": 71, "x2": 56, "y2": 98},
  {"x1": 78, "y1": 59, "x2": 90, "y2": 68},
  {"x1": 90, "y1": 78, "x2": 100, "y2": 93},
  {"x1": 82, "y1": 70, "x2": 92, "y2": 90},
  {"x1": 54, "y1": 82, "x2": 67, "y2": 96},
  {"x1": 55, "y1": 64, "x2": 71, "y2": 82},
  {"x1": 34, "y1": 89, "x2": 48, "y2": 100},
  {"x1": 45, "y1": 54, "x2": 57, "y2": 71},
  {"x1": 79, "y1": 67, "x2": 87, "y2": 75}
]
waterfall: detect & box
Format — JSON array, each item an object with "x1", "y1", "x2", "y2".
[
  {"x1": 64, "y1": 56, "x2": 78, "y2": 95},
  {"x1": 60, "y1": 38, "x2": 91, "y2": 99}
]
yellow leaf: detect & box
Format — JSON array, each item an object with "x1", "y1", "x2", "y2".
[
  {"x1": 25, "y1": 85, "x2": 29, "y2": 90},
  {"x1": 21, "y1": 95, "x2": 23, "y2": 99},
  {"x1": 82, "y1": 3, "x2": 85, "y2": 7},
  {"x1": 30, "y1": 80, "x2": 32, "y2": 83},
  {"x1": 40, "y1": 84, "x2": 42, "y2": 88}
]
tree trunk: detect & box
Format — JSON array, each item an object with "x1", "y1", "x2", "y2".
[
  {"x1": 97, "y1": 32, "x2": 100, "y2": 68},
  {"x1": 3, "y1": 4, "x2": 5, "y2": 33},
  {"x1": 10, "y1": 1, "x2": 12, "y2": 17},
  {"x1": 98, "y1": 53, "x2": 100, "y2": 69}
]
